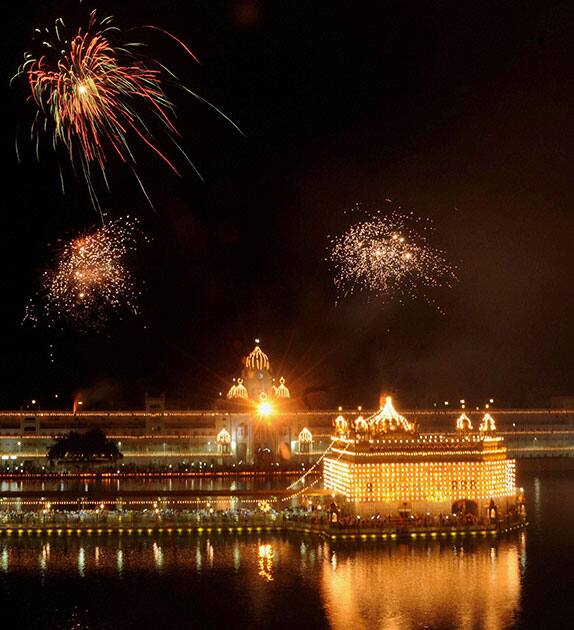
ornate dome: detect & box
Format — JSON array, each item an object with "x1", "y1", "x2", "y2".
[
  {"x1": 479, "y1": 413, "x2": 496, "y2": 433},
  {"x1": 298, "y1": 427, "x2": 312, "y2": 443},
  {"x1": 226, "y1": 382, "x2": 237, "y2": 399},
  {"x1": 275, "y1": 376, "x2": 290, "y2": 399},
  {"x1": 245, "y1": 345, "x2": 270, "y2": 371},
  {"x1": 354, "y1": 415, "x2": 369, "y2": 433},
  {"x1": 230, "y1": 378, "x2": 248, "y2": 400},
  {"x1": 216, "y1": 427, "x2": 231, "y2": 445},
  {"x1": 456, "y1": 413, "x2": 473, "y2": 431},
  {"x1": 334, "y1": 414, "x2": 348, "y2": 436},
  {"x1": 369, "y1": 396, "x2": 415, "y2": 434},
  {"x1": 333, "y1": 398, "x2": 413, "y2": 438}
]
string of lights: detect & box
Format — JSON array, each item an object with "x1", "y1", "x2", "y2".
[
  {"x1": 286, "y1": 438, "x2": 336, "y2": 490},
  {"x1": 281, "y1": 443, "x2": 350, "y2": 503}
]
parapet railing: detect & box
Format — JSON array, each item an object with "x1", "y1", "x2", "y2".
[{"x1": 0, "y1": 509, "x2": 526, "y2": 537}]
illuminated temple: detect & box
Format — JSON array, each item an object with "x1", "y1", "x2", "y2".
[
  {"x1": 0, "y1": 339, "x2": 565, "y2": 479},
  {"x1": 324, "y1": 397, "x2": 520, "y2": 519}
]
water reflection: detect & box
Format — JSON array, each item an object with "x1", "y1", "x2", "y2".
[
  {"x1": 0, "y1": 532, "x2": 522, "y2": 629},
  {"x1": 321, "y1": 539, "x2": 521, "y2": 630},
  {"x1": 533, "y1": 477, "x2": 541, "y2": 525},
  {"x1": 234, "y1": 542, "x2": 241, "y2": 571},
  {"x1": 117, "y1": 548, "x2": 123, "y2": 575},
  {"x1": 3, "y1": 470, "x2": 573, "y2": 629},
  {"x1": 0, "y1": 476, "x2": 292, "y2": 494},
  {"x1": 78, "y1": 545, "x2": 85, "y2": 577},
  {"x1": 258, "y1": 543, "x2": 274, "y2": 581},
  {"x1": 153, "y1": 541, "x2": 164, "y2": 572}
]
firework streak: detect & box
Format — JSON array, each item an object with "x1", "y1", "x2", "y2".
[{"x1": 14, "y1": 11, "x2": 238, "y2": 210}]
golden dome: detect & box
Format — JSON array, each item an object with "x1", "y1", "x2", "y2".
[
  {"x1": 456, "y1": 413, "x2": 473, "y2": 431},
  {"x1": 230, "y1": 378, "x2": 248, "y2": 400},
  {"x1": 216, "y1": 428, "x2": 231, "y2": 445},
  {"x1": 355, "y1": 415, "x2": 369, "y2": 433},
  {"x1": 334, "y1": 414, "x2": 348, "y2": 436},
  {"x1": 275, "y1": 376, "x2": 290, "y2": 399},
  {"x1": 369, "y1": 396, "x2": 414, "y2": 434},
  {"x1": 479, "y1": 413, "x2": 496, "y2": 432},
  {"x1": 298, "y1": 427, "x2": 312, "y2": 443},
  {"x1": 245, "y1": 345, "x2": 270, "y2": 371}
]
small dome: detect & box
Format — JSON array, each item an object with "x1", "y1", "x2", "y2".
[
  {"x1": 334, "y1": 414, "x2": 348, "y2": 435},
  {"x1": 298, "y1": 427, "x2": 312, "y2": 443},
  {"x1": 275, "y1": 376, "x2": 290, "y2": 399},
  {"x1": 479, "y1": 413, "x2": 496, "y2": 432},
  {"x1": 216, "y1": 428, "x2": 231, "y2": 445},
  {"x1": 246, "y1": 345, "x2": 270, "y2": 371},
  {"x1": 230, "y1": 378, "x2": 248, "y2": 400},
  {"x1": 369, "y1": 396, "x2": 414, "y2": 434},
  {"x1": 456, "y1": 413, "x2": 473, "y2": 431},
  {"x1": 226, "y1": 383, "x2": 237, "y2": 399},
  {"x1": 355, "y1": 415, "x2": 368, "y2": 433}
]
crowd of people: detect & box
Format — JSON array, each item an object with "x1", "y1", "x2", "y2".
[
  {"x1": 0, "y1": 506, "x2": 280, "y2": 528},
  {"x1": 0, "y1": 503, "x2": 525, "y2": 531}
]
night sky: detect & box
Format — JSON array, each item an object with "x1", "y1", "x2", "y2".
[{"x1": 0, "y1": 1, "x2": 572, "y2": 410}]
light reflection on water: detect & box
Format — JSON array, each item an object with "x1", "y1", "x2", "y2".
[
  {"x1": 0, "y1": 476, "x2": 291, "y2": 493},
  {"x1": 0, "y1": 471, "x2": 573, "y2": 629},
  {"x1": 321, "y1": 539, "x2": 522, "y2": 630},
  {"x1": 0, "y1": 533, "x2": 522, "y2": 629}
]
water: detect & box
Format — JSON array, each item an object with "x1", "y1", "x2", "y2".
[
  {"x1": 0, "y1": 470, "x2": 571, "y2": 629},
  {"x1": 0, "y1": 475, "x2": 292, "y2": 493}
]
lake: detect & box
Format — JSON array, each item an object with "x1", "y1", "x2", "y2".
[{"x1": 0, "y1": 470, "x2": 571, "y2": 629}]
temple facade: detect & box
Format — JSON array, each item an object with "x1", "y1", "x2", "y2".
[
  {"x1": 0, "y1": 340, "x2": 570, "y2": 471},
  {"x1": 216, "y1": 342, "x2": 319, "y2": 464},
  {"x1": 324, "y1": 397, "x2": 522, "y2": 520}
]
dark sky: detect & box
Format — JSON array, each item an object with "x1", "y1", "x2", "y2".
[{"x1": 0, "y1": 0, "x2": 572, "y2": 410}]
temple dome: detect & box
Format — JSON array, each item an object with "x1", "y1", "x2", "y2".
[
  {"x1": 334, "y1": 414, "x2": 348, "y2": 435},
  {"x1": 298, "y1": 427, "x2": 312, "y2": 443},
  {"x1": 245, "y1": 345, "x2": 270, "y2": 371},
  {"x1": 369, "y1": 397, "x2": 415, "y2": 434},
  {"x1": 479, "y1": 413, "x2": 496, "y2": 432},
  {"x1": 216, "y1": 427, "x2": 231, "y2": 445},
  {"x1": 275, "y1": 376, "x2": 290, "y2": 399},
  {"x1": 355, "y1": 415, "x2": 369, "y2": 433},
  {"x1": 456, "y1": 413, "x2": 473, "y2": 431},
  {"x1": 229, "y1": 378, "x2": 248, "y2": 400}
]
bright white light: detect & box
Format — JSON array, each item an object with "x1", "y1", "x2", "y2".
[{"x1": 257, "y1": 402, "x2": 272, "y2": 417}]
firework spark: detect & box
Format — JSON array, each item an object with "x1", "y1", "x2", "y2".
[
  {"x1": 13, "y1": 10, "x2": 239, "y2": 211},
  {"x1": 27, "y1": 217, "x2": 143, "y2": 329},
  {"x1": 328, "y1": 205, "x2": 457, "y2": 306}
]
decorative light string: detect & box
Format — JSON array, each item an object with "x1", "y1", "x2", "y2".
[
  {"x1": 281, "y1": 442, "x2": 350, "y2": 503},
  {"x1": 286, "y1": 438, "x2": 336, "y2": 490},
  {"x1": 279, "y1": 476, "x2": 321, "y2": 503}
]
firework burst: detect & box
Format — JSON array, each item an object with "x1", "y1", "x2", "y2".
[
  {"x1": 26, "y1": 216, "x2": 143, "y2": 329},
  {"x1": 328, "y1": 205, "x2": 457, "y2": 306},
  {"x1": 13, "y1": 10, "x2": 239, "y2": 211}
]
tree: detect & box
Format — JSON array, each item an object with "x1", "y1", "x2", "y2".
[{"x1": 47, "y1": 428, "x2": 123, "y2": 463}]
